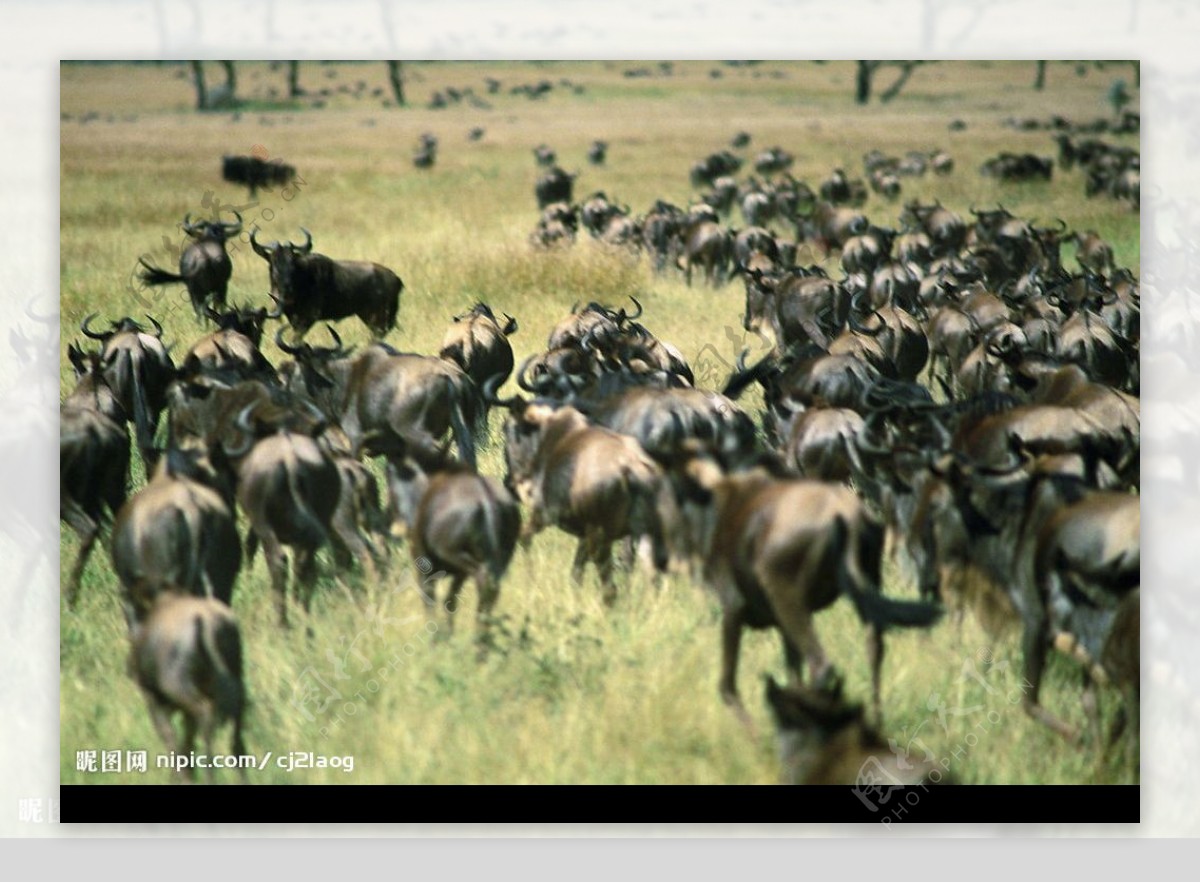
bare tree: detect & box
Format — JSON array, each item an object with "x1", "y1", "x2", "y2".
[
  {"x1": 190, "y1": 61, "x2": 207, "y2": 111},
  {"x1": 1035, "y1": 60, "x2": 1047, "y2": 91},
  {"x1": 220, "y1": 61, "x2": 237, "y2": 99},
  {"x1": 288, "y1": 61, "x2": 303, "y2": 98},
  {"x1": 855, "y1": 61, "x2": 930, "y2": 105},
  {"x1": 192, "y1": 61, "x2": 238, "y2": 111},
  {"x1": 386, "y1": 61, "x2": 406, "y2": 107}
]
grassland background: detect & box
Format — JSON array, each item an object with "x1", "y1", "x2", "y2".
[{"x1": 60, "y1": 60, "x2": 1139, "y2": 786}]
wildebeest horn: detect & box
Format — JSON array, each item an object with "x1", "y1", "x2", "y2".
[
  {"x1": 80, "y1": 312, "x2": 107, "y2": 340},
  {"x1": 265, "y1": 293, "x2": 284, "y2": 320},
  {"x1": 297, "y1": 228, "x2": 314, "y2": 254},
  {"x1": 626, "y1": 295, "x2": 643, "y2": 321},
  {"x1": 502, "y1": 314, "x2": 519, "y2": 336},
  {"x1": 145, "y1": 315, "x2": 164, "y2": 338},
  {"x1": 250, "y1": 227, "x2": 275, "y2": 258},
  {"x1": 482, "y1": 374, "x2": 524, "y2": 409},
  {"x1": 274, "y1": 327, "x2": 304, "y2": 356},
  {"x1": 516, "y1": 354, "x2": 537, "y2": 392},
  {"x1": 182, "y1": 212, "x2": 199, "y2": 234},
  {"x1": 222, "y1": 210, "x2": 244, "y2": 235},
  {"x1": 222, "y1": 403, "x2": 258, "y2": 460},
  {"x1": 324, "y1": 324, "x2": 346, "y2": 356}
]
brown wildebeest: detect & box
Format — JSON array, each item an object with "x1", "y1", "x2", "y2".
[{"x1": 127, "y1": 583, "x2": 247, "y2": 783}]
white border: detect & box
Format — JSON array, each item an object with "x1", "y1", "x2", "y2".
[{"x1": 8, "y1": 0, "x2": 1198, "y2": 874}]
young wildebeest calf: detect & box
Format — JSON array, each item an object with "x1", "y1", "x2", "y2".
[
  {"x1": 764, "y1": 676, "x2": 948, "y2": 786},
  {"x1": 128, "y1": 583, "x2": 247, "y2": 783},
  {"x1": 386, "y1": 456, "x2": 520, "y2": 656}
]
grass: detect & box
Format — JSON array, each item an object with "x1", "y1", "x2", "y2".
[{"x1": 60, "y1": 60, "x2": 1139, "y2": 787}]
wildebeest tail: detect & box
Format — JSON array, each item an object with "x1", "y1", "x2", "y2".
[
  {"x1": 137, "y1": 257, "x2": 184, "y2": 286},
  {"x1": 450, "y1": 389, "x2": 477, "y2": 470},
  {"x1": 283, "y1": 453, "x2": 330, "y2": 551},
  {"x1": 835, "y1": 516, "x2": 943, "y2": 630}
]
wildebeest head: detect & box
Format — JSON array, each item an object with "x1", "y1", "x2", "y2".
[
  {"x1": 252, "y1": 227, "x2": 314, "y2": 312},
  {"x1": 181, "y1": 211, "x2": 243, "y2": 244}
]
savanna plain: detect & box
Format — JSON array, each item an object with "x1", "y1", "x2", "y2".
[{"x1": 60, "y1": 60, "x2": 1139, "y2": 786}]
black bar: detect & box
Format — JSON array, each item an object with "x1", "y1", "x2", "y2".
[{"x1": 62, "y1": 785, "x2": 1138, "y2": 825}]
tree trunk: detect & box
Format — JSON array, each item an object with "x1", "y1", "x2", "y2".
[
  {"x1": 387, "y1": 61, "x2": 406, "y2": 107},
  {"x1": 288, "y1": 61, "x2": 301, "y2": 98},
  {"x1": 1035, "y1": 61, "x2": 1047, "y2": 91},
  {"x1": 191, "y1": 61, "x2": 207, "y2": 111},
  {"x1": 220, "y1": 61, "x2": 237, "y2": 98},
  {"x1": 855, "y1": 61, "x2": 876, "y2": 105}
]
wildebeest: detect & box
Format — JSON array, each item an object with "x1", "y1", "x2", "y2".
[
  {"x1": 587, "y1": 140, "x2": 608, "y2": 165},
  {"x1": 251, "y1": 228, "x2": 402, "y2": 339},
  {"x1": 438, "y1": 303, "x2": 518, "y2": 422},
  {"x1": 535, "y1": 166, "x2": 577, "y2": 210},
  {"x1": 980, "y1": 153, "x2": 1053, "y2": 182},
  {"x1": 180, "y1": 304, "x2": 276, "y2": 383},
  {"x1": 279, "y1": 331, "x2": 479, "y2": 469},
  {"x1": 137, "y1": 213, "x2": 242, "y2": 319},
  {"x1": 386, "y1": 457, "x2": 521, "y2": 655},
  {"x1": 493, "y1": 387, "x2": 679, "y2": 603},
  {"x1": 110, "y1": 445, "x2": 241, "y2": 624},
  {"x1": 219, "y1": 405, "x2": 341, "y2": 627},
  {"x1": 1034, "y1": 490, "x2": 1139, "y2": 744},
  {"x1": 127, "y1": 584, "x2": 247, "y2": 782},
  {"x1": 678, "y1": 214, "x2": 734, "y2": 286},
  {"x1": 671, "y1": 451, "x2": 942, "y2": 723},
  {"x1": 222, "y1": 154, "x2": 296, "y2": 197},
  {"x1": 61, "y1": 346, "x2": 130, "y2": 605},
  {"x1": 764, "y1": 676, "x2": 947, "y2": 786},
  {"x1": 80, "y1": 314, "x2": 176, "y2": 469}
]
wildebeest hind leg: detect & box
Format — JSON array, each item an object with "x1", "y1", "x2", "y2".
[
  {"x1": 781, "y1": 634, "x2": 804, "y2": 688},
  {"x1": 259, "y1": 532, "x2": 290, "y2": 627},
  {"x1": 570, "y1": 540, "x2": 588, "y2": 584},
  {"x1": 475, "y1": 573, "x2": 500, "y2": 660},
  {"x1": 1021, "y1": 613, "x2": 1078, "y2": 741},
  {"x1": 769, "y1": 599, "x2": 830, "y2": 690},
  {"x1": 719, "y1": 610, "x2": 755, "y2": 730},
  {"x1": 62, "y1": 502, "x2": 98, "y2": 606},
  {"x1": 443, "y1": 575, "x2": 466, "y2": 634},
  {"x1": 865, "y1": 623, "x2": 884, "y2": 724}
]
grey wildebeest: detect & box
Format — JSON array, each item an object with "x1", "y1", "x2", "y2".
[
  {"x1": 137, "y1": 213, "x2": 242, "y2": 319},
  {"x1": 80, "y1": 313, "x2": 177, "y2": 470},
  {"x1": 127, "y1": 583, "x2": 247, "y2": 782},
  {"x1": 179, "y1": 304, "x2": 276, "y2": 383},
  {"x1": 438, "y1": 303, "x2": 519, "y2": 405},
  {"x1": 251, "y1": 228, "x2": 402, "y2": 339},
  {"x1": 278, "y1": 330, "x2": 479, "y2": 469},
  {"x1": 385, "y1": 456, "x2": 521, "y2": 656},
  {"x1": 535, "y1": 166, "x2": 577, "y2": 210},
  {"x1": 218, "y1": 405, "x2": 341, "y2": 627},
  {"x1": 491, "y1": 382, "x2": 679, "y2": 604},
  {"x1": 678, "y1": 211, "x2": 734, "y2": 286},
  {"x1": 669, "y1": 450, "x2": 942, "y2": 724},
  {"x1": 223, "y1": 154, "x2": 296, "y2": 197},
  {"x1": 61, "y1": 344, "x2": 130, "y2": 605},
  {"x1": 110, "y1": 445, "x2": 241, "y2": 625}
]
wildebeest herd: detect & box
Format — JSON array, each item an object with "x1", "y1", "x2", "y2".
[{"x1": 62, "y1": 110, "x2": 1139, "y2": 787}]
